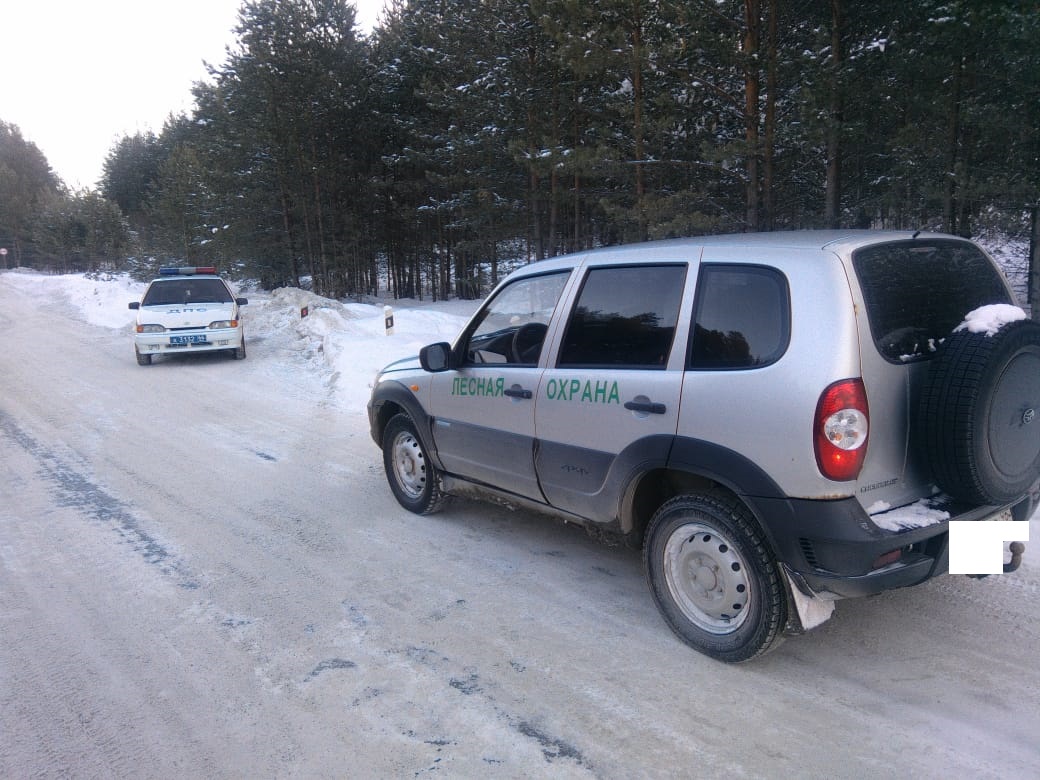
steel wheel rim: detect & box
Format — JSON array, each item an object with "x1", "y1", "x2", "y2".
[
  {"x1": 391, "y1": 430, "x2": 427, "y2": 499},
  {"x1": 662, "y1": 522, "x2": 751, "y2": 634}
]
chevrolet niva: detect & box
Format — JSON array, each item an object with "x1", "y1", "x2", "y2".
[
  {"x1": 368, "y1": 231, "x2": 1040, "y2": 662},
  {"x1": 129, "y1": 267, "x2": 248, "y2": 365}
]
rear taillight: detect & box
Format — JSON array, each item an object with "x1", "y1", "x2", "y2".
[{"x1": 814, "y1": 378, "x2": 869, "y2": 481}]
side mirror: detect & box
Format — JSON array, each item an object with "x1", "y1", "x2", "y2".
[
  {"x1": 128, "y1": 302, "x2": 140, "y2": 310},
  {"x1": 419, "y1": 342, "x2": 452, "y2": 372},
  {"x1": 236, "y1": 297, "x2": 249, "y2": 305}
]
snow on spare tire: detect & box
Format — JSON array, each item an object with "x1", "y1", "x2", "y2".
[{"x1": 918, "y1": 304, "x2": 1040, "y2": 505}]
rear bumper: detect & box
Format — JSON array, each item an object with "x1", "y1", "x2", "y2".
[{"x1": 752, "y1": 493, "x2": 1027, "y2": 599}]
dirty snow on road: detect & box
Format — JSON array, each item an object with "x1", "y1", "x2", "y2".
[{"x1": 1, "y1": 269, "x2": 1038, "y2": 779}]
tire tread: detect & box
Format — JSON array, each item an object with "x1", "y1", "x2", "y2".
[
  {"x1": 382, "y1": 413, "x2": 448, "y2": 515},
  {"x1": 918, "y1": 320, "x2": 1040, "y2": 504},
  {"x1": 644, "y1": 492, "x2": 786, "y2": 663}
]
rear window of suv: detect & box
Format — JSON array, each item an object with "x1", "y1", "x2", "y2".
[{"x1": 852, "y1": 240, "x2": 1012, "y2": 363}]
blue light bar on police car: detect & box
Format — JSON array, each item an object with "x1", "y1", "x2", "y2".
[{"x1": 159, "y1": 266, "x2": 218, "y2": 276}]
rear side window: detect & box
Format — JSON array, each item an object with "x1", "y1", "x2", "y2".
[
  {"x1": 557, "y1": 264, "x2": 686, "y2": 369},
  {"x1": 688, "y1": 265, "x2": 790, "y2": 370},
  {"x1": 853, "y1": 240, "x2": 1012, "y2": 363}
]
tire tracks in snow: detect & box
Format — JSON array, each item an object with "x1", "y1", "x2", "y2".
[
  {"x1": 331, "y1": 598, "x2": 596, "y2": 776},
  {"x1": 0, "y1": 408, "x2": 198, "y2": 590}
]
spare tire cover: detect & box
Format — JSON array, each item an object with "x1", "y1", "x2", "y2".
[{"x1": 917, "y1": 319, "x2": 1040, "y2": 505}]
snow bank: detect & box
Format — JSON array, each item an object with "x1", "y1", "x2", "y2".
[
  {"x1": 1, "y1": 270, "x2": 478, "y2": 412},
  {"x1": 243, "y1": 286, "x2": 475, "y2": 408},
  {"x1": 2, "y1": 269, "x2": 145, "y2": 329}
]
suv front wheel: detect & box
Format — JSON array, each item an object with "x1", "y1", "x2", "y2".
[
  {"x1": 382, "y1": 413, "x2": 448, "y2": 515},
  {"x1": 645, "y1": 493, "x2": 787, "y2": 663}
]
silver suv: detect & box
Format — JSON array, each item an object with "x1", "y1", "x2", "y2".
[{"x1": 368, "y1": 231, "x2": 1040, "y2": 662}]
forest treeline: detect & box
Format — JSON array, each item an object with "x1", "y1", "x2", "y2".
[{"x1": 2, "y1": 0, "x2": 1038, "y2": 300}]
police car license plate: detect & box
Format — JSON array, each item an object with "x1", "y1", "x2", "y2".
[{"x1": 170, "y1": 334, "x2": 207, "y2": 345}]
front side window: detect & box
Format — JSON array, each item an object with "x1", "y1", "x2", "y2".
[
  {"x1": 688, "y1": 265, "x2": 790, "y2": 370},
  {"x1": 557, "y1": 264, "x2": 687, "y2": 369},
  {"x1": 462, "y1": 271, "x2": 570, "y2": 365}
]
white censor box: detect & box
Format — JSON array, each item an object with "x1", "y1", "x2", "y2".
[
  {"x1": 948, "y1": 520, "x2": 1029, "y2": 574},
  {"x1": 384, "y1": 305, "x2": 394, "y2": 335}
]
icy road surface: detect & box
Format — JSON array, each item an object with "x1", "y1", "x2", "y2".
[{"x1": 1, "y1": 271, "x2": 1038, "y2": 778}]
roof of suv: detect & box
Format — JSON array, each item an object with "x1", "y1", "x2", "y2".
[
  {"x1": 514, "y1": 230, "x2": 959, "y2": 274},
  {"x1": 691, "y1": 229, "x2": 937, "y2": 244},
  {"x1": 598, "y1": 229, "x2": 950, "y2": 252}
]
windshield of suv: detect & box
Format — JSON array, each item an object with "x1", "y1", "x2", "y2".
[
  {"x1": 464, "y1": 271, "x2": 570, "y2": 364},
  {"x1": 142, "y1": 278, "x2": 233, "y2": 306},
  {"x1": 852, "y1": 239, "x2": 1012, "y2": 363}
]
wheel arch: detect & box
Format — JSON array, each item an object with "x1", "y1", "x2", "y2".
[
  {"x1": 369, "y1": 381, "x2": 445, "y2": 470},
  {"x1": 620, "y1": 437, "x2": 788, "y2": 558}
]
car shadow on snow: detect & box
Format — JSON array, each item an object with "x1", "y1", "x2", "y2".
[{"x1": 396, "y1": 491, "x2": 1035, "y2": 671}]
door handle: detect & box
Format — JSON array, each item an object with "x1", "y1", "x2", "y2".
[
  {"x1": 504, "y1": 385, "x2": 533, "y2": 399},
  {"x1": 624, "y1": 400, "x2": 667, "y2": 414}
]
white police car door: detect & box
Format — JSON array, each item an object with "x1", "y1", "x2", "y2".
[
  {"x1": 428, "y1": 271, "x2": 572, "y2": 500},
  {"x1": 534, "y1": 263, "x2": 690, "y2": 518}
]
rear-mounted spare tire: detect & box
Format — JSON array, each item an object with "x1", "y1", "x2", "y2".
[{"x1": 917, "y1": 319, "x2": 1040, "y2": 505}]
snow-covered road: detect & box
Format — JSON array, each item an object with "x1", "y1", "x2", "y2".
[{"x1": 1, "y1": 270, "x2": 1038, "y2": 778}]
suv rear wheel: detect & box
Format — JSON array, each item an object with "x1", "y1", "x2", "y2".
[{"x1": 645, "y1": 493, "x2": 786, "y2": 663}]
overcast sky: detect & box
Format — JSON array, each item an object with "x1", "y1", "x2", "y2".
[{"x1": 1, "y1": 0, "x2": 384, "y2": 189}]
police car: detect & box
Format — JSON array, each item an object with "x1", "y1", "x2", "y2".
[{"x1": 129, "y1": 267, "x2": 248, "y2": 365}]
